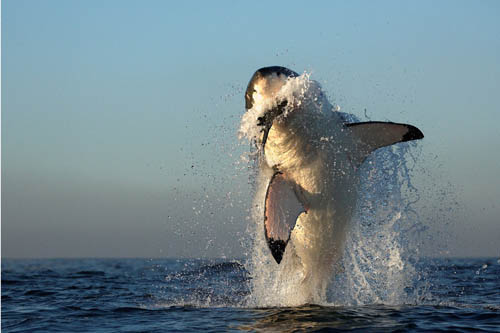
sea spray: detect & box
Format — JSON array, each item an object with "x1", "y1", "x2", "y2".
[{"x1": 329, "y1": 143, "x2": 427, "y2": 305}]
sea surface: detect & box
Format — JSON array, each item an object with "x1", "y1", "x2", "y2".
[{"x1": 2, "y1": 257, "x2": 500, "y2": 332}]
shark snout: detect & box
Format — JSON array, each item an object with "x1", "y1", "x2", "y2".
[{"x1": 245, "y1": 66, "x2": 299, "y2": 110}]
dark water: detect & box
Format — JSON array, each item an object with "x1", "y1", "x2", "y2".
[{"x1": 2, "y1": 258, "x2": 499, "y2": 332}]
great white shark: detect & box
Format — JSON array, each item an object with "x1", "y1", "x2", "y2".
[{"x1": 240, "y1": 66, "x2": 424, "y2": 303}]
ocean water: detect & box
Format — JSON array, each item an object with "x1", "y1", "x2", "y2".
[{"x1": 2, "y1": 257, "x2": 500, "y2": 332}]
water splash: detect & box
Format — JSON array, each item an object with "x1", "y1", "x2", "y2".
[{"x1": 329, "y1": 143, "x2": 427, "y2": 306}]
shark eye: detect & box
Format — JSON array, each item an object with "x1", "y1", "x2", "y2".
[{"x1": 257, "y1": 116, "x2": 265, "y2": 127}]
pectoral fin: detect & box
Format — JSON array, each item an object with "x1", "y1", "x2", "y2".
[
  {"x1": 346, "y1": 121, "x2": 424, "y2": 165},
  {"x1": 264, "y1": 172, "x2": 307, "y2": 264}
]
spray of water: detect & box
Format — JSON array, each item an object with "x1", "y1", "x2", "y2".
[{"x1": 329, "y1": 143, "x2": 427, "y2": 306}]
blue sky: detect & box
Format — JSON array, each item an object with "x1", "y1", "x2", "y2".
[{"x1": 2, "y1": 0, "x2": 499, "y2": 258}]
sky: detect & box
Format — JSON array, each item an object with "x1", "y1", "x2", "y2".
[{"x1": 2, "y1": 0, "x2": 499, "y2": 258}]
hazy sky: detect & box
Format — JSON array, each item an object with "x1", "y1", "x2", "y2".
[{"x1": 2, "y1": 0, "x2": 499, "y2": 258}]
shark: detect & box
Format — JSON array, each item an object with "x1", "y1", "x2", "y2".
[{"x1": 240, "y1": 66, "x2": 424, "y2": 302}]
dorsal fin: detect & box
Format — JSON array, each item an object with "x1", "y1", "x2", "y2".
[{"x1": 345, "y1": 121, "x2": 424, "y2": 165}]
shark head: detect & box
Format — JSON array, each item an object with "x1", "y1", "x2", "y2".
[{"x1": 242, "y1": 66, "x2": 303, "y2": 148}]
